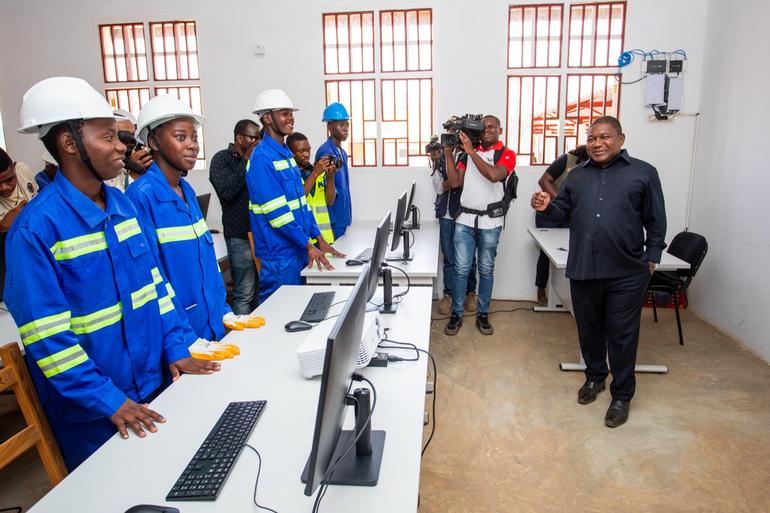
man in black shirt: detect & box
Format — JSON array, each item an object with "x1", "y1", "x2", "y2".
[
  {"x1": 531, "y1": 116, "x2": 666, "y2": 428},
  {"x1": 209, "y1": 119, "x2": 261, "y2": 314}
]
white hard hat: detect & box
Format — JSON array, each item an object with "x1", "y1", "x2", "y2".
[
  {"x1": 41, "y1": 149, "x2": 57, "y2": 165},
  {"x1": 114, "y1": 108, "x2": 137, "y2": 125},
  {"x1": 18, "y1": 77, "x2": 116, "y2": 138},
  {"x1": 136, "y1": 95, "x2": 205, "y2": 144},
  {"x1": 252, "y1": 89, "x2": 298, "y2": 117}
]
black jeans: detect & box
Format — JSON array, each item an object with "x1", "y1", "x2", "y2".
[{"x1": 570, "y1": 272, "x2": 651, "y2": 402}]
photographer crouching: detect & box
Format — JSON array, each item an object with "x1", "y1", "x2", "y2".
[
  {"x1": 443, "y1": 115, "x2": 516, "y2": 336},
  {"x1": 428, "y1": 129, "x2": 478, "y2": 316}
]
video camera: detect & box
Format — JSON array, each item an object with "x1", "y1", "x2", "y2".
[
  {"x1": 440, "y1": 114, "x2": 484, "y2": 148},
  {"x1": 117, "y1": 131, "x2": 146, "y2": 174},
  {"x1": 424, "y1": 135, "x2": 441, "y2": 153}
]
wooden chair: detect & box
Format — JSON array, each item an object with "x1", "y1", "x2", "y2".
[
  {"x1": 247, "y1": 231, "x2": 262, "y2": 273},
  {"x1": 0, "y1": 342, "x2": 68, "y2": 485}
]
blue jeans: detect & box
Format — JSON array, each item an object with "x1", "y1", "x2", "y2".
[
  {"x1": 225, "y1": 236, "x2": 259, "y2": 315},
  {"x1": 439, "y1": 218, "x2": 477, "y2": 295},
  {"x1": 452, "y1": 224, "x2": 502, "y2": 316}
]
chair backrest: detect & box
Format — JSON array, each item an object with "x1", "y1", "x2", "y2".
[
  {"x1": 0, "y1": 343, "x2": 68, "y2": 484},
  {"x1": 668, "y1": 231, "x2": 708, "y2": 280}
]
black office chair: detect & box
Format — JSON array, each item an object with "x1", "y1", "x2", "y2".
[{"x1": 648, "y1": 231, "x2": 708, "y2": 345}]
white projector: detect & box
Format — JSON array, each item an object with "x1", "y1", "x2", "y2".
[{"x1": 296, "y1": 311, "x2": 382, "y2": 379}]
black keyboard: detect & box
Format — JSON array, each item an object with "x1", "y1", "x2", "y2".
[
  {"x1": 300, "y1": 291, "x2": 335, "y2": 323},
  {"x1": 354, "y1": 247, "x2": 373, "y2": 262},
  {"x1": 166, "y1": 400, "x2": 267, "y2": 501}
]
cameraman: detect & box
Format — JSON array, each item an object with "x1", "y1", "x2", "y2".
[
  {"x1": 429, "y1": 134, "x2": 478, "y2": 316},
  {"x1": 443, "y1": 115, "x2": 516, "y2": 336},
  {"x1": 106, "y1": 108, "x2": 153, "y2": 191}
]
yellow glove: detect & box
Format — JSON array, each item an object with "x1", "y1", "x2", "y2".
[
  {"x1": 223, "y1": 313, "x2": 266, "y2": 330},
  {"x1": 188, "y1": 338, "x2": 240, "y2": 361}
]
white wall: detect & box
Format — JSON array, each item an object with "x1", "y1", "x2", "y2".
[
  {"x1": 1, "y1": 0, "x2": 709, "y2": 300},
  {"x1": 686, "y1": 0, "x2": 770, "y2": 362}
]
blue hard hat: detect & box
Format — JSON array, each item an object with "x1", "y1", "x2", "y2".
[{"x1": 322, "y1": 102, "x2": 350, "y2": 121}]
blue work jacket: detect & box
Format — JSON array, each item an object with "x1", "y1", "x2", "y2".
[
  {"x1": 246, "y1": 136, "x2": 320, "y2": 260},
  {"x1": 126, "y1": 164, "x2": 230, "y2": 341},
  {"x1": 315, "y1": 138, "x2": 351, "y2": 238},
  {"x1": 4, "y1": 172, "x2": 194, "y2": 424}
]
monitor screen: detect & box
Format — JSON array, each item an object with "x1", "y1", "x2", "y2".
[
  {"x1": 303, "y1": 268, "x2": 370, "y2": 497},
  {"x1": 366, "y1": 211, "x2": 391, "y2": 302},
  {"x1": 390, "y1": 191, "x2": 408, "y2": 252},
  {"x1": 404, "y1": 180, "x2": 416, "y2": 217},
  {"x1": 196, "y1": 193, "x2": 211, "y2": 221}
]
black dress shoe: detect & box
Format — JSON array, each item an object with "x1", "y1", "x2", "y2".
[
  {"x1": 577, "y1": 380, "x2": 606, "y2": 404},
  {"x1": 605, "y1": 399, "x2": 630, "y2": 428},
  {"x1": 444, "y1": 314, "x2": 462, "y2": 336}
]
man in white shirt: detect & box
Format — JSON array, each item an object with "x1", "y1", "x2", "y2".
[
  {"x1": 443, "y1": 115, "x2": 516, "y2": 335},
  {"x1": 0, "y1": 147, "x2": 38, "y2": 232}
]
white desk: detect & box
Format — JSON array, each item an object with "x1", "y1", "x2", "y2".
[
  {"x1": 302, "y1": 221, "x2": 439, "y2": 287},
  {"x1": 528, "y1": 228, "x2": 690, "y2": 373},
  {"x1": 28, "y1": 285, "x2": 432, "y2": 513}
]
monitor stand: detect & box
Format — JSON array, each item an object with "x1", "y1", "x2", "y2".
[
  {"x1": 384, "y1": 229, "x2": 414, "y2": 263},
  {"x1": 301, "y1": 388, "x2": 385, "y2": 487},
  {"x1": 403, "y1": 206, "x2": 420, "y2": 230}
]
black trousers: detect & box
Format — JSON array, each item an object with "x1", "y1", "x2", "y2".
[{"x1": 570, "y1": 272, "x2": 650, "y2": 402}]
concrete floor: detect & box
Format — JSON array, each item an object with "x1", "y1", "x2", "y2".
[
  {"x1": 419, "y1": 301, "x2": 770, "y2": 513},
  {"x1": 2, "y1": 301, "x2": 769, "y2": 512}
]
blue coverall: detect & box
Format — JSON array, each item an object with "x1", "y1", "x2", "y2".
[
  {"x1": 315, "y1": 138, "x2": 351, "y2": 239},
  {"x1": 4, "y1": 172, "x2": 195, "y2": 470},
  {"x1": 246, "y1": 136, "x2": 321, "y2": 302},
  {"x1": 126, "y1": 164, "x2": 230, "y2": 341}
]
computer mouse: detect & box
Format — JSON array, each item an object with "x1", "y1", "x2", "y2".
[
  {"x1": 346, "y1": 259, "x2": 364, "y2": 266},
  {"x1": 124, "y1": 506, "x2": 180, "y2": 513},
  {"x1": 285, "y1": 320, "x2": 313, "y2": 332}
]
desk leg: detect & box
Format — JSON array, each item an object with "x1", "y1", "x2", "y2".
[{"x1": 533, "y1": 264, "x2": 568, "y2": 313}]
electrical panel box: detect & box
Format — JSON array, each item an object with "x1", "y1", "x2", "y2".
[
  {"x1": 645, "y1": 60, "x2": 667, "y2": 73},
  {"x1": 668, "y1": 59, "x2": 684, "y2": 73}
]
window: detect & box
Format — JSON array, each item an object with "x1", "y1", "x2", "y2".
[
  {"x1": 321, "y1": 9, "x2": 434, "y2": 167},
  {"x1": 505, "y1": 2, "x2": 625, "y2": 165},
  {"x1": 508, "y1": 4, "x2": 563, "y2": 68},
  {"x1": 563, "y1": 74, "x2": 619, "y2": 149},
  {"x1": 323, "y1": 12, "x2": 375, "y2": 74},
  {"x1": 325, "y1": 80, "x2": 377, "y2": 166},
  {"x1": 567, "y1": 2, "x2": 626, "y2": 68},
  {"x1": 99, "y1": 20, "x2": 205, "y2": 167},
  {"x1": 380, "y1": 9, "x2": 432, "y2": 72}
]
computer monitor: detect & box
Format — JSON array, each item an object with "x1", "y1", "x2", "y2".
[
  {"x1": 302, "y1": 268, "x2": 385, "y2": 496},
  {"x1": 196, "y1": 193, "x2": 211, "y2": 220},
  {"x1": 390, "y1": 191, "x2": 407, "y2": 252},
  {"x1": 385, "y1": 190, "x2": 413, "y2": 262},
  {"x1": 365, "y1": 212, "x2": 391, "y2": 302},
  {"x1": 403, "y1": 180, "x2": 420, "y2": 230}
]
